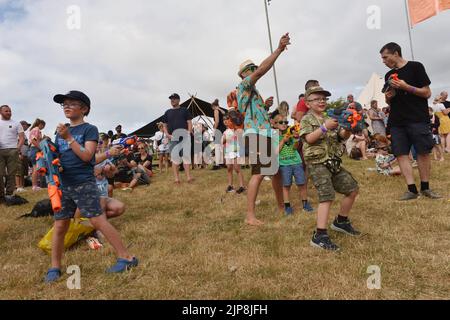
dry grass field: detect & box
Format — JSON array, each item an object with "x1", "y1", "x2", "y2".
[{"x1": 0, "y1": 156, "x2": 449, "y2": 300}]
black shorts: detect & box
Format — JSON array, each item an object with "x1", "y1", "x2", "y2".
[
  {"x1": 244, "y1": 134, "x2": 275, "y2": 176},
  {"x1": 390, "y1": 123, "x2": 434, "y2": 156}
]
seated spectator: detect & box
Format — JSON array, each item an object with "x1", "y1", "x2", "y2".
[
  {"x1": 375, "y1": 138, "x2": 401, "y2": 176},
  {"x1": 346, "y1": 130, "x2": 368, "y2": 160},
  {"x1": 130, "y1": 142, "x2": 154, "y2": 177},
  {"x1": 115, "y1": 155, "x2": 150, "y2": 191}
]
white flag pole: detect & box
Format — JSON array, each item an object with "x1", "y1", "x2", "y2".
[
  {"x1": 404, "y1": 0, "x2": 416, "y2": 60},
  {"x1": 264, "y1": 0, "x2": 280, "y2": 108}
]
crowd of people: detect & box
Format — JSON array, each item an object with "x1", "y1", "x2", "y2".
[{"x1": 1, "y1": 35, "x2": 448, "y2": 283}]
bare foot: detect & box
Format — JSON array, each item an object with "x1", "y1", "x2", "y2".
[
  {"x1": 439, "y1": 158, "x2": 445, "y2": 162},
  {"x1": 174, "y1": 180, "x2": 181, "y2": 185},
  {"x1": 245, "y1": 218, "x2": 264, "y2": 226},
  {"x1": 187, "y1": 178, "x2": 195, "y2": 184}
]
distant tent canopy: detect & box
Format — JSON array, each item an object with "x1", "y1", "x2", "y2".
[
  {"x1": 130, "y1": 96, "x2": 227, "y2": 138},
  {"x1": 130, "y1": 115, "x2": 165, "y2": 138},
  {"x1": 357, "y1": 73, "x2": 388, "y2": 110},
  {"x1": 357, "y1": 73, "x2": 389, "y2": 134}
]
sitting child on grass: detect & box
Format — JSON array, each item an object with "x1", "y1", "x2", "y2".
[{"x1": 375, "y1": 137, "x2": 401, "y2": 176}]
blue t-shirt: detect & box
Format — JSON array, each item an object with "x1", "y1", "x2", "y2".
[{"x1": 55, "y1": 123, "x2": 99, "y2": 186}]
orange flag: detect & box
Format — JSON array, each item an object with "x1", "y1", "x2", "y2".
[
  {"x1": 408, "y1": 0, "x2": 438, "y2": 26},
  {"x1": 439, "y1": 0, "x2": 450, "y2": 11},
  {"x1": 408, "y1": 0, "x2": 450, "y2": 26}
]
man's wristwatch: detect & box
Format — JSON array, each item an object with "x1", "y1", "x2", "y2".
[{"x1": 67, "y1": 138, "x2": 76, "y2": 146}]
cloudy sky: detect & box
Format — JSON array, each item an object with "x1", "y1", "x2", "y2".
[{"x1": 1, "y1": 0, "x2": 449, "y2": 134}]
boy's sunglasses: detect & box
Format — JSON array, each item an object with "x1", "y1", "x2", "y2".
[{"x1": 277, "y1": 121, "x2": 289, "y2": 125}]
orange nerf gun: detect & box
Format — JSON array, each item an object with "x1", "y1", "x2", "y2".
[
  {"x1": 382, "y1": 73, "x2": 399, "y2": 93},
  {"x1": 35, "y1": 139, "x2": 63, "y2": 213},
  {"x1": 285, "y1": 123, "x2": 301, "y2": 139},
  {"x1": 327, "y1": 108, "x2": 363, "y2": 131}
]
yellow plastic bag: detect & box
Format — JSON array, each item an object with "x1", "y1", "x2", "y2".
[{"x1": 38, "y1": 218, "x2": 95, "y2": 254}]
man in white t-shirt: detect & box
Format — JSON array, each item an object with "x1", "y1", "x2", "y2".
[{"x1": 0, "y1": 105, "x2": 25, "y2": 203}]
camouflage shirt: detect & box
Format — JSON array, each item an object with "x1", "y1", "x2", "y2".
[{"x1": 299, "y1": 112, "x2": 345, "y2": 165}]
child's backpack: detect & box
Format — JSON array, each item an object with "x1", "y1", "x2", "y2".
[
  {"x1": 18, "y1": 199, "x2": 53, "y2": 218},
  {"x1": 5, "y1": 194, "x2": 29, "y2": 207}
]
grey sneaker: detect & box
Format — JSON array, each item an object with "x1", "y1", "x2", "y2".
[
  {"x1": 420, "y1": 189, "x2": 442, "y2": 199},
  {"x1": 399, "y1": 191, "x2": 419, "y2": 201}
]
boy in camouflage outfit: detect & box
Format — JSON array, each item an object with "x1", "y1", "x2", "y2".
[{"x1": 300, "y1": 86, "x2": 360, "y2": 251}]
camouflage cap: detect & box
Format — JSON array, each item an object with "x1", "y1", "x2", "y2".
[{"x1": 305, "y1": 86, "x2": 331, "y2": 99}]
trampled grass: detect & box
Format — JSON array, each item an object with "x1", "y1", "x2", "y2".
[{"x1": 0, "y1": 157, "x2": 449, "y2": 300}]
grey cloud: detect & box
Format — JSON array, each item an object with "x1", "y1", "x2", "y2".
[{"x1": 1, "y1": 0, "x2": 449, "y2": 134}]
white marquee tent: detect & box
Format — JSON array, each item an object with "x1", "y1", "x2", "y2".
[{"x1": 357, "y1": 73, "x2": 388, "y2": 110}]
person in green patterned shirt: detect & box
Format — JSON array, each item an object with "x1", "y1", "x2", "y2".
[
  {"x1": 300, "y1": 86, "x2": 360, "y2": 251},
  {"x1": 272, "y1": 114, "x2": 313, "y2": 215},
  {"x1": 236, "y1": 33, "x2": 291, "y2": 226}
]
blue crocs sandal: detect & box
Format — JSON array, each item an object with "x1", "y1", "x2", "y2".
[
  {"x1": 45, "y1": 268, "x2": 62, "y2": 283},
  {"x1": 106, "y1": 257, "x2": 139, "y2": 273}
]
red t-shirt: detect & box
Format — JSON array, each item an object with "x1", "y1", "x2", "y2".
[
  {"x1": 296, "y1": 98, "x2": 309, "y2": 113},
  {"x1": 296, "y1": 98, "x2": 308, "y2": 114}
]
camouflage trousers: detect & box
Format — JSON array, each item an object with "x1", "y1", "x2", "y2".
[{"x1": 308, "y1": 163, "x2": 358, "y2": 203}]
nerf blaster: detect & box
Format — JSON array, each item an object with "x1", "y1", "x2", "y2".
[
  {"x1": 35, "y1": 139, "x2": 63, "y2": 213},
  {"x1": 110, "y1": 135, "x2": 138, "y2": 164},
  {"x1": 285, "y1": 123, "x2": 301, "y2": 139},
  {"x1": 326, "y1": 108, "x2": 364, "y2": 131},
  {"x1": 382, "y1": 73, "x2": 399, "y2": 93},
  {"x1": 111, "y1": 135, "x2": 137, "y2": 149}
]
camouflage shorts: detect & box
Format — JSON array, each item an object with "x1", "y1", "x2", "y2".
[
  {"x1": 54, "y1": 181, "x2": 103, "y2": 220},
  {"x1": 308, "y1": 163, "x2": 358, "y2": 203}
]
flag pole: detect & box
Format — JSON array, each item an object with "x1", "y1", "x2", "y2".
[
  {"x1": 264, "y1": 0, "x2": 280, "y2": 108},
  {"x1": 404, "y1": 0, "x2": 416, "y2": 60}
]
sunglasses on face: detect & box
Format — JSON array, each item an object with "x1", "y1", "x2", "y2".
[
  {"x1": 243, "y1": 65, "x2": 257, "y2": 74},
  {"x1": 277, "y1": 121, "x2": 289, "y2": 125}
]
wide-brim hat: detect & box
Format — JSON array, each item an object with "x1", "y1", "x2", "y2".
[{"x1": 238, "y1": 59, "x2": 258, "y2": 77}]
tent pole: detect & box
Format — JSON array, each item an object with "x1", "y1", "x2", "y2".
[{"x1": 191, "y1": 97, "x2": 214, "y2": 131}]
